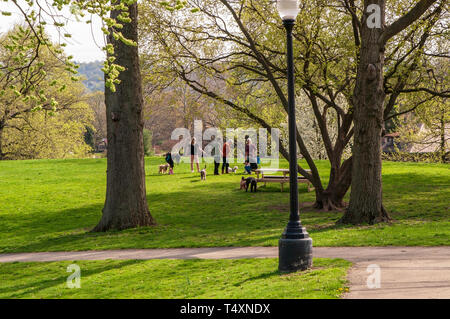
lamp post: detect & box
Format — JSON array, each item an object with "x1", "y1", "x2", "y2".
[{"x1": 277, "y1": 0, "x2": 312, "y2": 272}]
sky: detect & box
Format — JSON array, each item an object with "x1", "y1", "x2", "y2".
[{"x1": 0, "y1": 1, "x2": 105, "y2": 63}]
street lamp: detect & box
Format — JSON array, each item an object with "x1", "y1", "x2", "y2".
[{"x1": 277, "y1": 0, "x2": 313, "y2": 272}]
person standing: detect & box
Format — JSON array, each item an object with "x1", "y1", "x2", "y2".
[
  {"x1": 165, "y1": 152, "x2": 175, "y2": 174},
  {"x1": 247, "y1": 138, "x2": 258, "y2": 171},
  {"x1": 244, "y1": 135, "x2": 250, "y2": 163},
  {"x1": 210, "y1": 137, "x2": 222, "y2": 175},
  {"x1": 190, "y1": 137, "x2": 203, "y2": 173},
  {"x1": 222, "y1": 139, "x2": 231, "y2": 174}
]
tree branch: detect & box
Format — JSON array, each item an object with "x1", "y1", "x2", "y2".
[{"x1": 379, "y1": 0, "x2": 438, "y2": 44}]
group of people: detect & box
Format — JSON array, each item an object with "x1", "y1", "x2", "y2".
[
  {"x1": 165, "y1": 136, "x2": 259, "y2": 175},
  {"x1": 189, "y1": 136, "x2": 258, "y2": 175},
  {"x1": 189, "y1": 137, "x2": 231, "y2": 175}
]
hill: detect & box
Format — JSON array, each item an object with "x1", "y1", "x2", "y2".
[{"x1": 77, "y1": 61, "x2": 104, "y2": 92}]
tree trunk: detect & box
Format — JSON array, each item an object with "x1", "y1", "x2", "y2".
[
  {"x1": 279, "y1": 142, "x2": 351, "y2": 211},
  {"x1": 93, "y1": 3, "x2": 155, "y2": 232},
  {"x1": 339, "y1": 1, "x2": 390, "y2": 224},
  {"x1": 315, "y1": 157, "x2": 352, "y2": 210}
]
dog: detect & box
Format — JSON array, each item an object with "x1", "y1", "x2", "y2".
[
  {"x1": 231, "y1": 166, "x2": 239, "y2": 173},
  {"x1": 200, "y1": 165, "x2": 207, "y2": 181},
  {"x1": 241, "y1": 177, "x2": 257, "y2": 192},
  {"x1": 159, "y1": 163, "x2": 169, "y2": 174},
  {"x1": 240, "y1": 177, "x2": 247, "y2": 190}
]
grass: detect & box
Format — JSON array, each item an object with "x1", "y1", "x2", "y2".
[
  {"x1": 0, "y1": 258, "x2": 350, "y2": 299},
  {"x1": 0, "y1": 157, "x2": 448, "y2": 253}
]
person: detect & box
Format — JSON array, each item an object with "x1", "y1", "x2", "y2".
[
  {"x1": 190, "y1": 137, "x2": 203, "y2": 173},
  {"x1": 165, "y1": 152, "x2": 174, "y2": 174},
  {"x1": 222, "y1": 139, "x2": 231, "y2": 174},
  {"x1": 247, "y1": 138, "x2": 258, "y2": 171},
  {"x1": 244, "y1": 161, "x2": 252, "y2": 174},
  {"x1": 210, "y1": 137, "x2": 222, "y2": 175},
  {"x1": 244, "y1": 135, "x2": 250, "y2": 163}
]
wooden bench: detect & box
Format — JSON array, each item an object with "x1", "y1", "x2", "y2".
[{"x1": 255, "y1": 169, "x2": 313, "y2": 192}]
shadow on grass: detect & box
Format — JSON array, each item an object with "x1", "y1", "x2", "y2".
[
  {"x1": 0, "y1": 259, "x2": 144, "y2": 298},
  {"x1": 2, "y1": 169, "x2": 448, "y2": 253},
  {"x1": 1, "y1": 185, "x2": 286, "y2": 252},
  {"x1": 233, "y1": 270, "x2": 280, "y2": 286}
]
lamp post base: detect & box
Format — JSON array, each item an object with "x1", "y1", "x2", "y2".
[{"x1": 278, "y1": 236, "x2": 313, "y2": 272}]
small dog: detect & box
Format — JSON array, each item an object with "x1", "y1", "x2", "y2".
[
  {"x1": 200, "y1": 166, "x2": 207, "y2": 180},
  {"x1": 231, "y1": 166, "x2": 238, "y2": 173},
  {"x1": 159, "y1": 163, "x2": 169, "y2": 174},
  {"x1": 241, "y1": 177, "x2": 257, "y2": 192},
  {"x1": 240, "y1": 177, "x2": 247, "y2": 190}
]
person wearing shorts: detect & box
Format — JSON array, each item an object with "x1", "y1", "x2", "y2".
[{"x1": 190, "y1": 137, "x2": 203, "y2": 173}]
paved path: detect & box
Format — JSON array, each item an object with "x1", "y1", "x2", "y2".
[{"x1": 1, "y1": 246, "x2": 449, "y2": 299}]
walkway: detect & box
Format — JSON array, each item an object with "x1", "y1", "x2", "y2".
[{"x1": 1, "y1": 246, "x2": 449, "y2": 299}]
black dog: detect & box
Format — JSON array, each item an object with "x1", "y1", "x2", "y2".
[{"x1": 244, "y1": 177, "x2": 257, "y2": 192}]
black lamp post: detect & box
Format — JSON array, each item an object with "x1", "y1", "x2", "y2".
[{"x1": 277, "y1": 0, "x2": 313, "y2": 272}]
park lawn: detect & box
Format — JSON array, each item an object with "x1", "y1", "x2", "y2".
[
  {"x1": 0, "y1": 258, "x2": 350, "y2": 299},
  {"x1": 0, "y1": 157, "x2": 448, "y2": 253}
]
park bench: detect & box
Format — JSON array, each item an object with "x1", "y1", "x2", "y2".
[{"x1": 255, "y1": 168, "x2": 313, "y2": 192}]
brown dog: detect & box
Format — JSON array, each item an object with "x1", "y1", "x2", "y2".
[
  {"x1": 200, "y1": 166, "x2": 207, "y2": 180},
  {"x1": 240, "y1": 177, "x2": 247, "y2": 190},
  {"x1": 159, "y1": 163, "x2": 169, "y2": 174}
]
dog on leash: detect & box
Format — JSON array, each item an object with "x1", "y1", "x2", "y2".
[
  {"x1": 159, "y1": 163, "x2": 169, "y2": 174},
  {"x1": 230, "y1": 166, "x2": 239, "y2": 173},
  {"x1": 240, "y1": 177, "x2": 257, "y2": 192},
  {"x1": 200, "y1": 165, "x2": 207, "y2": 181}
]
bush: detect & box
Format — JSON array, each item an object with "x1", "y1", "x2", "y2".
[
  {"x1": 143, "y1": 129, "x2": 153, "y2": 156},
  {"x1": 382, "y1": 152, "x2": 449, "y2": 163}
]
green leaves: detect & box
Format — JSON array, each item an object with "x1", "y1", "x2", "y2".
[{"x1": 1, "y1": 0, "x2": 141, "y2": 95}]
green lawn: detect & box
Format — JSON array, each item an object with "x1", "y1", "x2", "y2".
[
  {"x1": 0, "y1": 258, "x2": 350, "y2": 299},
  {"x1": 0, "y1": 157, "x2": 448, "y2": 252}
]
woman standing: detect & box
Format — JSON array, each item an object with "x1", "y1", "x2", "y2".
[{"x1": 190, "y1": 137, "x2": 203, "y2": 173}]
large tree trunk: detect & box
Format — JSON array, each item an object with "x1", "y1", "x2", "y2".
[
  {"x1": 339, "y1": 1, "x2": 390, "y2": 224},
  {"x1": 93, "y1": 3, "x2": 155, "y2": 232}
]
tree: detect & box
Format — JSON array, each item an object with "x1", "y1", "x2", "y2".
[
  {"x1": 2, "y1": 0, "x2": 156, "y2": 231},
  {"x1": 395, "y1": 64, "x2": 449, "y2": 162},
  {"x1": 0, "y1": 26, "x2": 92, "y2": 160},
  {"x1": 143, "y1": 128, "x2": 153, "y2": 156},
  {"x1": 141, "y1": 76, "x2": 221, "y2": 151},
  {"x1": 86, "y1": 91, "x2": 107, "y2": 149},
  {"x1": 340, "y1": 0, "x2": 443, "y2": 224},
  {"x1": 93, "y1": 2, "x2": 155, "y2": 231},
  {"x1": 139, "y1": 0, "x2": 448, "y2": 212},
  {"x1": 140, "y1": 0, "x2": 356, "y2": 210}
]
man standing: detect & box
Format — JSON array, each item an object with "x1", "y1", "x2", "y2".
[
  {"x1": 210, "y1": 136, "x2": 222, "y2": 175},
  {"x1": 222, "y1": 139, "x2": 231, "y2": 174}
]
